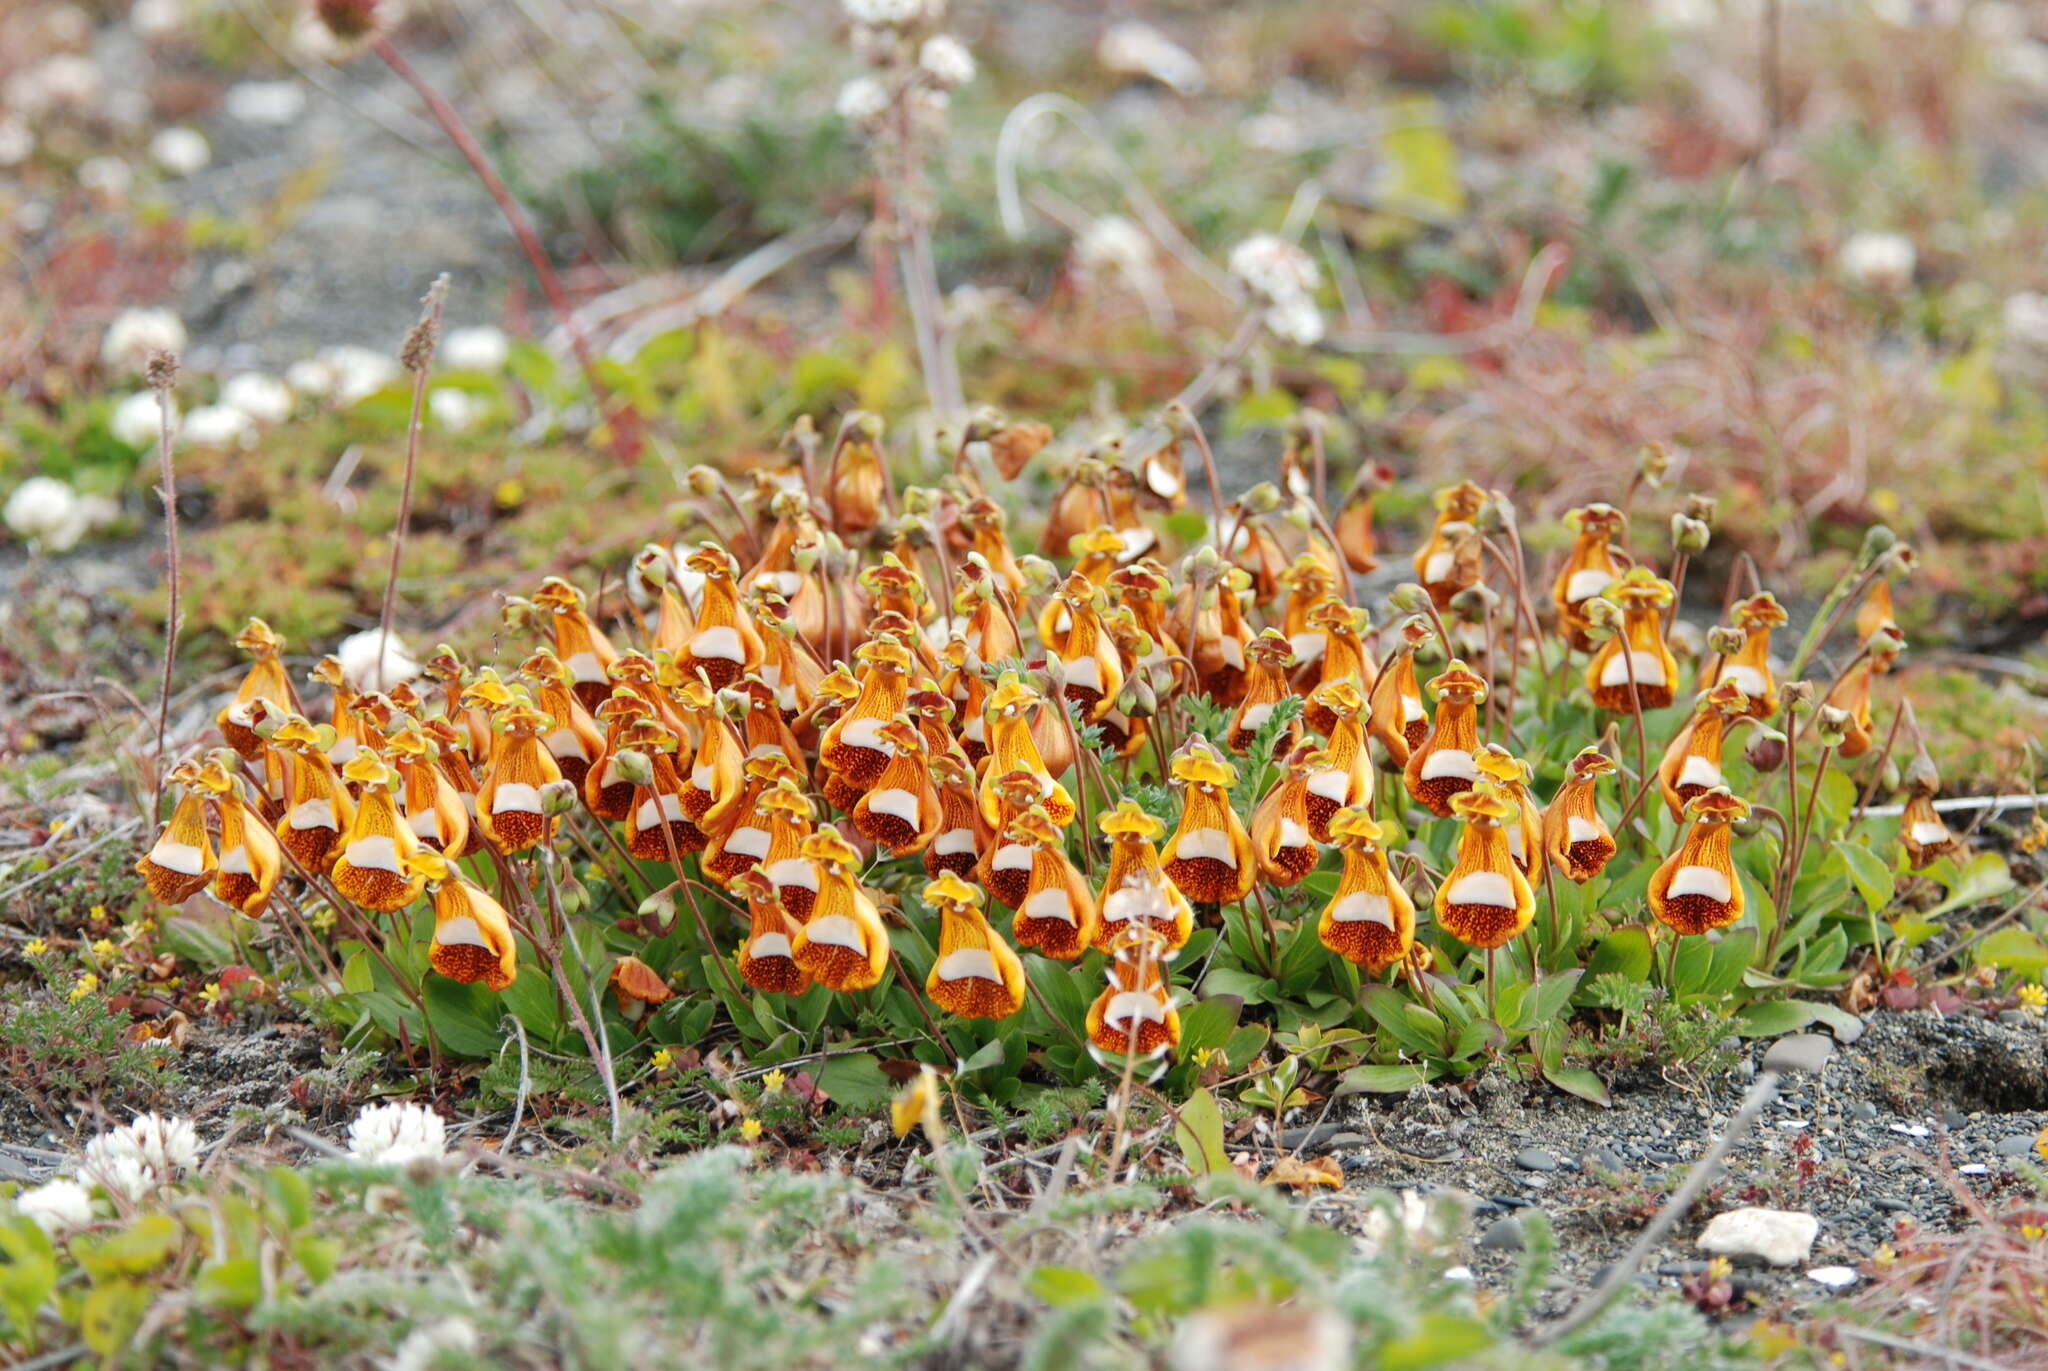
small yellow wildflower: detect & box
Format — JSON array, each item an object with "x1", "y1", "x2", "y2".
[
  {"x1": 1872, "y1": 1243, "x2": 1896, "y2": 1269},
  {"x1": 2036, "y1": 1127, "x2": 2048, "y2": 1164},
  {"x1": 740, "y1": 1117, "x2": 763, "y2": 1142},
  {"x1": 2023, "y1": 1223, "x2": 2046, "y2": 1242},
  {"x1": 90, "y1": 939, "x2": 116, "y2": 963},
  {"x1": 200, "y1": 982, "x2": 222, "y2": 1007},
  {"x1": 49, "y1": 818, "x2": 69, "y2": 838},
  {"x1": 762, "y1": 1069, "x2": 787, "y2": 1095},
  {"x1": 891, "y1": 1064, "x2": 944, "y2": 1145},
  {"x1": 89, "y1": 904, "x2": 107, "y2": 920},
  {"x1": 495, "y1": 478, "x2": 526, "y2": 509},
  {"x1": 23, "y1": 938, "x2": 47, "y2": 956},
  {"x1": 1705, "y1": 1256, "x2": 1733, "y2": 1283},
  {"x1": 1869, "y1": 487, "x2": 1902, "y2": 518},
  {"x1": 1191, "y1": 1046, "x2": 1220, "y2": 1069},
  {"x1": 69, "y1": 973, "x2": 99, "y2": 1003},
  {"x1": 651, "y1": 1048, "x2": 674, "y2": 1072},
  {"x1": 309, "y1": 904, "x2": 337, "y2": 934},
  {"x1": 2020, "y1": 815, "x2": 2048, "y2": 855},
  {"x1": 2019, "y1": 983, "x2": 2047, "y2": 1019}
]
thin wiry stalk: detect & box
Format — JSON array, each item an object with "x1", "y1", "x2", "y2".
[
  {"x1": 379, "y1": 274, "x2": 448, "y2": 690},
  {"x1": 148, "y1": 352, "x2": 181, "y2": 823}
]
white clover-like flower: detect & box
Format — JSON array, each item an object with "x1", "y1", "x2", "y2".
[
  {"x1": 119, "y1": 1113, "x2": 201, "y2": 1172},
  {"x1": 0, "y1": 116, "x2": 33, "y2": 168},
  {"x1": 347, "y1": 1102, "x2": 448, "y2": 1166},
  {"x1": 101, "y1": 307, "x2": 186, "y2": 373},
  {"x1": 1840, "y1": 231, "x2": 1915, "y2": 292},
  {"x1": 442, "y1": 325, "x2": 509, "y2": 372},
  {"x1": 1229, "y1": 233, "x2": 1320, "y2": 302},
  {"x1": 836, "y1": 76, "x2": 889, "y2": 126},
  {"x1": 1077, "y1": 215, "x2": 1154, "y2": 278},
  {"x1": 4, "y1": 54, "x2": 102, "y2": 116},
  {"x1": 180, "y1": 404, "x2": 255, "y2": 450},
  {"x1": 14, "y1": 1178, "x2": 95, "y2": 1235},
  {"x1": 220, "y1": 372, "x2": 294, "y2": 425},
  {"x1": 149, "y1": 126, "x2": 210, "y2": 177},
  {"x1": 5, "y1": 476, "x2": 88, "y2": 552},
  {"x1": 428, "y1": 388, "x2": 477, "y2": 432},
  {"x1": 336, "y1": 629, "x2": 423, "y2": 691},
  {"x1": 285, "y1": 357, "x2": 336, "y2": 396},
  {"x1": 110, "y1": 391, "x2": 173, "y2": 448},
  {"x1": 320, "y1": 345, "x2": 402, "y2": 403},
  {"x1": 842, "y1": 0, "x2": 927, "y2": 27},
  {"x1": 81, "y1": 1113, "x2": 199, "y2": 1200},
  {"x1": 223, "y1": 79, "x2": 308, "y2": 126},
  {"x1": 919, "y1": 35, "x2": 975, "y2": 88},
  {"x1": 2003, "y1": 292, "x2": 2048, "y2": 350},
  {"x1": 1265, "y1": 291, "x2": 1325, "y2": 347},
  {"x1": 84, "y1": 1153, "x2": 155, "y2": 1203}
]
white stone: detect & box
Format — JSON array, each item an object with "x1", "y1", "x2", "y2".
[
  {"x1": 1807, "y1": 1265, "x2": 1858, "y2": 1289},
  {"x1": 1697, "y1": 1207, "x2": 1818, "y2": 1267},
  {"x1": 224, "y1": 79, "x2": 308, "y2": 125},
  {"x1": 1841, "y1": 231, "x2": 1915, "y2": 292},
  {"x1": 149, "y1": 127, "x2": 210, "y2": 176}
]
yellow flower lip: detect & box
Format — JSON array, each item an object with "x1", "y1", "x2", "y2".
[
  {"x1": 1307, "y1": 600, "x2": 1364, "y2": 632},
  {"x1": 1054, "y1": 570, "x2": 1100, "y2": 605},
  {"x1": 907, "y1": 688, "x2": 953, "y2": 719},
  {"x1": 800, "y1": 828, "x2": 860, "y2": 868},
  {"x1": 1685, "y1": 786, "x2": 1749, "y2": 821},
  {"x1": 1279, "y1": 556, "x2": 1335, "y2": 591},
  {"x1": 744, "y1": 753, "x2": 802, "y2": 784},
  {"x1": 684, "y1": 543, "x2": 737, "y2": 577},
  {"x1": 595, "y1": 690, "x2": 654, "y2": 722},
  {"x1": 1701, "y1": 679, "x2": 1750, "y2": 713},
  {"x1": 1567, "y1": 746, "x2": 1619, "y2": 779},
  {"x1": 166, "y1": 757, "x2": 205, "y2": 786},
  {"x1": 234, "y1": 618, "x2": 284, "y2": 655},
  {"x1": 1473, "y1": 745, "x2": 1530, "y2": 785},
  {"x1": 1245, "y1": 628, "x2": 1295, "y2": 667},
  {"x1": 1170, "y1": 740, "x2": 1238, "y2": 789},
  {"x1": 992, "y1": 768, "x2": 1046, "y2": 807},
  {"x1": 1433, "y1": 480, "x2": 1488, "y2": 516},
  {"x1": 816, "y1": 667, "x2": 861, "y2": 702},
  {"x1": 672, "y1": 679, "x2": 717, "y2": 712},
  {"x1": 988, "y1": 673, "x2": 1042, "y2": 715},
  {"x1": 191, "y1": 757, "x2": 236, "y2": 792},
  {"x1": 1006, "y1": 805, "x2": 1063, "y2": 847},
  {"x1": 1428, "y1": 661, "x2": 1488, "y2": 701},
  {"x1": 422, "y1": 645, "x2": 466, "y2": 680},
  {"x1": 607, "y1": 651, "x2": 658, "y2": 683},
  {"x1": 460, "y1": 670, "x2": 518, "y2": 710},
  {"x1": 874, "y1": 719, "x2": 925, "y2": 753},
  {"x1": 340, "y1": 750, "x2": 399, "y2": 789},
  {"x1": 1565, "y1": 502, "x2": 1625, "y2": 534},
  {"x1": 923, "y1": 871, "x2": 982, "y2": 911},
  {"x1": 310, "y1": 655, "x2": 348, "y2": 687},
  {"x1": 1328, "y1": 806, "x2": 1385, "y2": 845},
  {"x1": 519, "y1": 648, "x2": 573, "y2": 687},
  {"x1": 1099, "y1": 799, "x2": 1164, "y2": 841},
  {"x1": 1603, "y1": 565, "x2": 1676, "y2": 609},
  {"x1": 757, "y1": 782, "x2": 813, "y2": 818},
  {"x1": 1074, "y1": 526, "x2": 1126, "y2": 558},
  {"x1": 617, "y1": 718, "x2": 679, "y2": 752},
  {"x1": 860, "y1": 557, "x2": 923, "y2": 595},
  {"x1": 532, "y1": 576, "x2": 587, "y2": 612},
  {"x1": 270, "y1": 716, "x2": 328, "y2": 751},
  {"x1": 1732, "y1": 592, "x2": 1789, "y2": 629},
  {"x1": 404, "y1": 848, "x2": 454, "y2": 884},
  {"x1": 1310, "y1": 678, "x2": 1366, "y2": 717},
  {"x1": 1450, "y1": 782, "x2": 1516, "y2": 825},
  {"x1": 384, "y1": 725, "x2": 432, "y2": 761},
  {"x1": 854, "y1": 637, "x2": 915, "y2": 675},
  {"x1": 498, "y1": 701, "x2": 554, "y2": 735}
]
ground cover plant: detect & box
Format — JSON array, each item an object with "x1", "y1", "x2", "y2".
[{"x1": 7, "y1": 0, "x2": 2048, "y2": 1367}]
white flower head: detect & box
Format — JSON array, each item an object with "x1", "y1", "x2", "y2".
[
  {"x1": 1265, "y1": 291, "x2": 1325, "y2": 347},
  {"x1": 180, "y1": 404, "x2": 255, "y2": 450},
  {"x1": 1840, "y1": 231, "x2": 1915, "y2": 292},
  {"x1": 1077, "y1": 215, "x2": 1154, "y2": 277},
  {"x1": 83, "y1": 1152, "x2": 156, "y2": 1203},
  {"x1": 14, "y1": 1178, "x2": 95, "y2": 1235},
  {"x1": 1229, "y1": 233, "x2": 1320, "y2": 302},
  {"x1": 919, "y1": 35, "x2": 975, "y2": 88},
  {"x1": 81, "y1": 1113, "x2": 199, "y2": 1199},
  {"x1": 442, "y1": 325, "x2": 509, "y2": 372},
  {"x1": 336, "y1": 629, "x2": 423, "y2": 691},
  {"x1": 428, "y1": 388, "x2": 476, "y2": 432},
  {"x1": 102, "y1": 307, "x2": 187, "y2": 373},
  {"x1": 842, "y1": 0, "x2": 929, "y2": 27},
  {"x1": 2002, "y1": 292, "x2": 2048, "y2": 350},
  {"x1": 221, "y1": 372, "x2": 294, "y2": 425},
  {"x1": 4, "y1": 476, "x2": 88, "y2": 552},
  {"x1": 118, "y1": 1113, "x2": 201, "y2": 1172},
  {"x1": 836, "y1": 76, "x2": 889, "y2": 126},
  {"x1": 347, "y1": 1102, "x2": 447, "y2": 1167},
  {"x1": 388, "y1": 1317, "x2": 480, "y2": 1371},
  {"x1": 149, "y1": 126, "x2": 210, "y2": 177},
  {"x1": 318, "y1": 345, "x2": 402, "y2": 403},
  {"x1": 110, "y1": 391, "x2": 174, "y2": 449}
]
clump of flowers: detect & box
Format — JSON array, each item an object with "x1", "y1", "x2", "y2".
[
  {"x1": 346, "y1": 1101, "x2": 448, "y2": 1166},
  {"x1": 80, "y1": 1112, "x2": 201, "y2": 1201}
]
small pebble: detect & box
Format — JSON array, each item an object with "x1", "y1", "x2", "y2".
[
  {"x1": 1889, "y1": 1124, "x2": 1931, "y2": 1139},
  {"x1": 1872, "y1": 1198, "x2": 1910, "y2": 1213},
  {"x1": 1762, "y1": 1033, "x2": 1833, "y2": 1075},
  {"x1": 1776, "y1": 1120, "x2": 1810, "y2": 1131},
  {"x1": 1998, "y1": 1010, "x2": 2030, "y2": 1028},
  {"x1": 1959, "y1": 1163, "x2": 1990, "y2": 1176},
  {"x1": 1656, "y1": 1261, "x2": 1710, "y2": 1277},
  {"x1": 1807, "y1": 1266, "x2": 1858, "y2": 1290},
  {"x1": 1942, "y1": 1109, "x2": 1968, "y2": 1129},
  {"x1": 1515, "y1": 1147, "x2": 1560, "y2": 1172},
  {"x1": 1846, "y1": 1102, "x2": 1878, "y2": 1121},
  {"x1": 1478, "y1": 1215, "x2": 1527, "y2": 1252},
  {"x1": 1443, "y1": 1265, "x2": 1475, "y2": 1282},
  {"x1": 1996, "y1": 1135, "x2": 2039, "y2": 1158}
]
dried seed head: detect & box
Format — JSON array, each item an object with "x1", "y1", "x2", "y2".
[
  {"x1": 400, "y1": 274, "x2": 449, "y2": 373},
  {"x1": 145, "y1": 350, "x2": 179, "y2": 391}
]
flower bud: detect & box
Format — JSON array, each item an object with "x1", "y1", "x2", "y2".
[
  {"x1": 1017, "y1": 555, "x2": 1059, "y2": 594},
  {"x1": 500, "y1": 596, "x2": 539, "y2": 633},
  {"x1": 1731, "y1": 813, "x2": 1765, "y2": 839},
  {"x1": 1867, "y1": 626, "x2": 1906, "y2": 657},
  {"x1": 1635, "y1": 441, "x2": 1672, "y2": 489},
  {"x1": 1814, "y1": 705, "x2": 1852, "y2": 748},
  {"x1": 1580, "y1": 596, "x2": 1623, "y2": 640},
  {"x1": 1387, "y1": 582, "x2": 1433, "y2": 615},
  {"x1": 684, "y1": 465, "x2": 722, "y2": 498},
  {"x1": 1243, "y1": 482, "x2": 1282, "y2": 515},
  {"x1": 1671, "y1": 513, "x2": 1712, "y2": 555},
  {"x1": 1683, "y1": 494, "x2": 1718, "y2": 525},
  {"x1": 1447, "y1": 583, "x2": 1499, "y2": 624},
  {"x1": 1475, "y1": 493, "x2": 1514, "y2": 536},
  {"x1": 1857, "y1": 524, "x2": 1897, "y2": 566},
  {"x1": 1779, "y1": 680, "x2": 1815, "y2": 712},
  {"x1": 613, "y1": 748, "x2": 655, "y2": 787},
  {"x1": 556, "y1": 874, "x2": 590, "y2": 914},
  {"x1": 1706, "y1": 624, "x2": 1746, "y2": 656},
  {"x1": 639, "y1": 884, "x2": 678, "y2": 931},
  {"x1": 539, "y1": 779, "x2": 580, "y2": 817},
  {"x1": 1745, "y1": 728, "x2": 1787, "y2": 772}
]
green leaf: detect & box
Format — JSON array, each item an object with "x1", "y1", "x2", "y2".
[
  {"x1": 1834, "y1": 844, "x2": 1895, "y2": 914},
  {"x1": 1543, "y1": 1063, "x2": 1614, "y2": 1107},
  {"x1": 1359, "y1": 984, "x2": 1442, "y2": 1055},
  {"x1": 1222, "y1": 1024, "x2": 1270, "y2": 1070},
  {"x1": 956, "y1": 1037, "x2": 1008, "y2": 1075},
  {"x1": 1201, "y1": 966, "x2": 1276, "y2": 1005},
  {"x1": 1378, "y1": 1311, "x2": 1496, "y2": 1370},
  {"x1": 1925, "y1": 851, "x2": 2016, "y2": 918},
  {"x1": 292, "y1": 1234, "x2": 339, "y2": 1285},
  {"x1": 72, "y1": 1214, "x2": 181, "y2": 1279},
  {"x1": 80, "y1": 1279, "x2": 150, "y2": 1357},
  {"x1": 1173, "y1": 1087, "x2": 1230, "y2": 1177},
  {"x1": 1977, "y1": 928, "x2": 2048, "y2": 977},
  {"x1": 1448, "y1": 1016, "x2": 1504, "y2": 1061},
  {"x1": 1586, "y1": 927, "x2": 1653, "y2": 983},
  {"x1": 1176, "y1": 997, "x2": 1243, "y2": 1063},
  {"x1": 1731, "y1": 999, "x2": 1818, "y2": 1038},
  {"x1": 1531, "y1": 968, "x2": 1583, "y2": 1025},
  {"x1": 341, "y1": 949, "x2": 375, "y2": 995},
  {"x1": 421, "y1": 975, "x2": 512, "y2": 1059},
  {"x1": 1026, "y1": 1266, "x2": 1108, "y2": 1309},
  {"x1": 0, "y1": 1217, "x2": 57, "y2": 1350},
  {"x1": 812, "y1": 1054, "x2": 892, "y2": 1111},
  {"x1": 194, "y1": 1257, "x2": 264, "y2": 1311},
  {"x1": 1339, "y1": 1063, "x2": 1435, "y2": 1094},
  {"x1": 1698, "y1": 930, "x2": 1756, "y2": 998}
]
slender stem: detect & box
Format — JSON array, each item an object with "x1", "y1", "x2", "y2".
[
  {"x1": 369, "y1": 36, "x2": 639, "y2": 458},
  {"x1": 1484, "y1": 945, "x2": 1498, "y2": 1025},
  {"x1": 1845, "y1": 700, "x2": 1907, "y2": 840},
  {"x1": 1619, "y1": 639, "x2": 1652, "y2": 841},
  {"x1": 1665, "y1": 924, "x2": 1681, "y2": 991},
  {"x1": 888, "y1": 949, "x2": 947, "y2": 1047},
  {"x1": 379, "y1": 277, "x2": 446, "y2": 690},
  {"x1": 538, "y1": 846, "x2": 622, "y2": 1143},
  {"x1": 1787, "y1": 560, "x2": 1885, "y2": 681},
  {"x1": 1174, "y1": 409, "x2": 1230, "y2": 551},
  {"x1": 150, "y1": 360, "x2": 181, "y2": 823}
]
